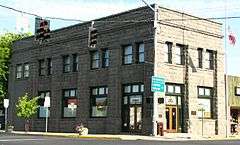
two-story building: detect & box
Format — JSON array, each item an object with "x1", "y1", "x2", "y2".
[
  {"x1": 227, "y1": 75, "x2": 240, "y2": 134},
  {"x1": 8, "y1": 4, "x2": 227, "y2": 136}
]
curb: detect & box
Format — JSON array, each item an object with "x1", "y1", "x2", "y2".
[{"x1": 0, "y1": 131, "x2": 122, "y2": 140}]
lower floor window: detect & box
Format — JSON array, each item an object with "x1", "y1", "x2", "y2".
[
  {"x1": 63, "y1": 89, "x2": 77, "y2": 118},
  {"x1": 91, "y1": 87, "x2": 108, "y2": 117},
  {"x1": 197, "y1": 98, "x2": 211, "y2": 118}
]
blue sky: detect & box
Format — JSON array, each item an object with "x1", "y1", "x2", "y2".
[{"x1": 0, "y1": 0, "x2": 239, "y2": 75}]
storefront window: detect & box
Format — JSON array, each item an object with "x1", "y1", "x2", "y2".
[
  {"x1": 197, "y1": 87, "x2": 212, "y2": 118},
  {"x1": 91, "y1": 86, "x2": 108, "y2": 117},
  {"x1": 63, "y1": 89, "x2": 77, "y2": 118}
]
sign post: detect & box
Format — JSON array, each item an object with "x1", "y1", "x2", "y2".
[
  {"x1": 4, "y1": 99, "x2": 9, "y2": 132},
  {"x1": 198, "y1": 103, "x2": 205, "y2": 137},
  {"x1": 44, "y1": 96, "x2": 50, "y2": 133},
  {"x1": 151, "y1": 76, "x2": 165, "y2": 136}
]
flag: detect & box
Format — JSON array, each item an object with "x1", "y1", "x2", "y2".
[
  {"x1": 229, "y1": 33, "x2": 236, "y2": 45},
  {"x1": 228, "y1": 26, "x2": 236, "y2": 45}
]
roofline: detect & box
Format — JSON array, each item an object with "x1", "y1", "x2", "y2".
[
  {"x1": 14, "y1": 5, "x2": 154, "y2": 42},
  {"x1": 15, "y1": 4, "x2": 222, "y2": 42},
  {"x1": 158, "y1": 6, "x2": 222, "y2": 25}
]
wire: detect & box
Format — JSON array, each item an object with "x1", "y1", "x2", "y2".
[
  {"x1": 1, "y1": 3, "x2": 240, "y2": 23},
  {"x1": 0, "y1": 4, "x2": 86, "y2": 22}
]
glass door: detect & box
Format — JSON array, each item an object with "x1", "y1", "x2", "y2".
[
  {"x1": 129, "y1": 106, "x2": 142, "y2": 132},
  {"x1": 166, "y1": 106, "x2": 178, "y2": 132}
]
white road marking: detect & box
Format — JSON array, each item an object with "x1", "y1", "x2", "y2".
[{"x1": 0, "y1": 139, "x2": 48, "y2": 142}]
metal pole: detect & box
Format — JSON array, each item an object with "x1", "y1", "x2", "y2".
[
  {"x1": 224, "y1": 0, "x2": 229, "y2": 138},
  {"x1": 202, "y1": 108, "x2": 204, "y2": 137},
  {"x1": 5, "y1": 108, "x2": 7, "y2": 132},
  {"x1": 152, "y1": 4, "x2": 159, "y2": 136},
  {"x1": 45, "y1": 107, "x2": 48, "y2": 133}
]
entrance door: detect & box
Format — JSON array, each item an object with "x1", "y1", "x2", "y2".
[
  {"x1": 129, "y1": 106, "x2": 142, "y2": 132},
  {"x1": 166, "y1": 106, "x2": 177, "y2": 132}
]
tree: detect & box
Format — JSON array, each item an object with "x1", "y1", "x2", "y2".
[
  {"x1": 16, "y1": 93, "x2": 39, "y2": 131},
  {"x1": 0, "y1": 33, "x2": 31, "y2": 103}
]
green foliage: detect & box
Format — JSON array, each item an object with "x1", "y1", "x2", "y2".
[
  {"x1": 0, "y1": 33, "x2": 31, "y2": 103},
  {"x1": 16, "y1": 93, "x2": 39, "y2": 120}
]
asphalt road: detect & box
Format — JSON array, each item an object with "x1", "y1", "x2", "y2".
[{"x1": 0, "y1": 134, "x2": 239, "y2": 145}]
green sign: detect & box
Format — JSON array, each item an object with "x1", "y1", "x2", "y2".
[{"x1": 151, "y1": 76, "x2": 165, "y2": 92}]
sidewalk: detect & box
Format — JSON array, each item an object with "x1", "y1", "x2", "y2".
[{"x1": 1, "y1": 130, "x2": 240, "y2": 141}]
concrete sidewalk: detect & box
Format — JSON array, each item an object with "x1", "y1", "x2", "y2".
[{"x1": 1, "y1": 130, "x2": 240, "y2": 141}]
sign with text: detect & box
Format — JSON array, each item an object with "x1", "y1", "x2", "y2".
[
  {"x1": 44, "y1": 96, "x2": 50, "y2": 108},
  {"x1": 4, "y1": 99, "x2": 9, "y2": 108},
  {"x1": 151, "y1": 76, "x2": 165, "y2": 92}
]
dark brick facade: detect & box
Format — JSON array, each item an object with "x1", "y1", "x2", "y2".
[{"x1": 8, "y1": 6, "x2": 155, "y2": 134}]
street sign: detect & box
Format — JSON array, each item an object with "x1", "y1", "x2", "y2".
[
  {"x1": 4, "y1": 99, "x2": 9, "y2": 108},
  {"x1": 44, "y1": 96, "x2": 50, "y2": 108},
  {"x1": 151, "y1": 76, "x2": 165, "y2": 92}
]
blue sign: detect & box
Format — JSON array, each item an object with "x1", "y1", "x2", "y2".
[{"x1": 151, "y1": 76, "x2": 165, "y2": 92}]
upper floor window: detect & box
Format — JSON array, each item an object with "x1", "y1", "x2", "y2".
[
  {"x1": 63, "y1": 55, "x2": 70, "y2": 73},
  {"x1": 38, "y1": 91, "x2": 50, "y2": 118},
  {"x1": 235, "y1": 87, "x2": 240, "y2": 96},
  {"x1": 123, "y1": 45, "x2": 133, "y2": 65},
  {"x1": 91, "y1": 86, "x2": 108, "y2": 117},
  {"x1": 63, "y1": 89, "x2": 77, "y2": 118},
  {"x1": 164, "y1": 42, "x2": 172, "y2": 63},
  {"x1": 102, "y1": 49, "x2": 109, "y2": 68},
  {"x1": 16, "y1": 64, "x2": 22, "y2": 79},
  {"x1": 72, "y1": 54, "x2": 79, "y2": 72},
  {"x1": 39, "y1": 59, "x2": 45, "y2": 76},
  {"x1": 175, "y1": 45, "x2": 185, "y2": 65},
  {"x1": 197, "y1": 48, "x2": 203, "y2": 68},
  {"x1": 91, "y1": 51, "x2": 100, "y2": 69},
  {"x1": 206, "y1": 50, "x2": 214, "y2": 70},
  {"x1": 47, "y1": 58, "x2": 52, "y2": 75},
  {"x1": 137, "y1": 43, "x2": 144, "y2": 63},
  {"x1": 23, "y1": 63, "x2": 29, "y2": 78},
  {"x1": 197, "y1": 87, "x2": 212, "y2": 118}
]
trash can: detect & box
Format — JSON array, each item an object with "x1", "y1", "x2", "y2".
[{"x1": 157, "y1": 122, "x2": 164, "y2": 136}]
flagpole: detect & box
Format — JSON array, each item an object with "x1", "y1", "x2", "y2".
[{"x1": 224, "y1": 0, "x2": 229, "y2": 138}]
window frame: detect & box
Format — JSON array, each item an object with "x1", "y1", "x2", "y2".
[
  {"x1": 102, "y1": 49, "x2": 109, "y2": 68},
  {"x1": 90, "y1": 86, "x2": 108, "y2": 118},
  {"x1": 197, "y1": 86, "x2": 213, "y2": 119},
  {"x1": 122, "y1": 45, "x2": 133, "y2": 65},
  {"x1": 197, "y1": 48, "x2": 203, "y2": 68},
  {"x1": 90, "y1": 51, "x2": 100, "y2": 69},
  {"x1": 136, "y1": 43, "x2": 145, "y2": 63},
  {"x1": 235, "y1": 87, "x2": 240, "y2": 96},
  {"x1": 47, "y1": 58, "x2": 52, "y2": 75},
  {"x1": 175, "y1": 44, "x2": 185, "y2": 65},
  {"x1": 122, "y1": 83, "x2": 144, "y2": 105},
  {"x1": 164, "y1": 42, "x2": 173, "y2": 64},
  {"x1": 39, "y1": 59, "x2": 45, "y2": 76},
  {"x1": 165, "y1": 83, "x2": 183, "y2": 95},
  {"x1": 206, "y1": 50, "x2": 214, "y2": 70},
  {"x1": 23, "y1": 63, "x2": 30, "y2": 78},
  {"x1": 62, "y1": 89, "x2": 77, "y2": 118},
  {"x1": 72, "y1": 54, "x2": 79, "y2": 72},
  {"x1": 16, "y1": 64, "x2": 23, "y2": 79},
  {"x1": 63, "y1": 55, "x2": 71, "y2": 73}
]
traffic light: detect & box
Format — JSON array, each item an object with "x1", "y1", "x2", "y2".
[
  {"x1": 35, "y1": 19, "x2": 50, "y2": 41},
  {"x1": 88, "y1": 27, "x2": 98, "y2": 48}
]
